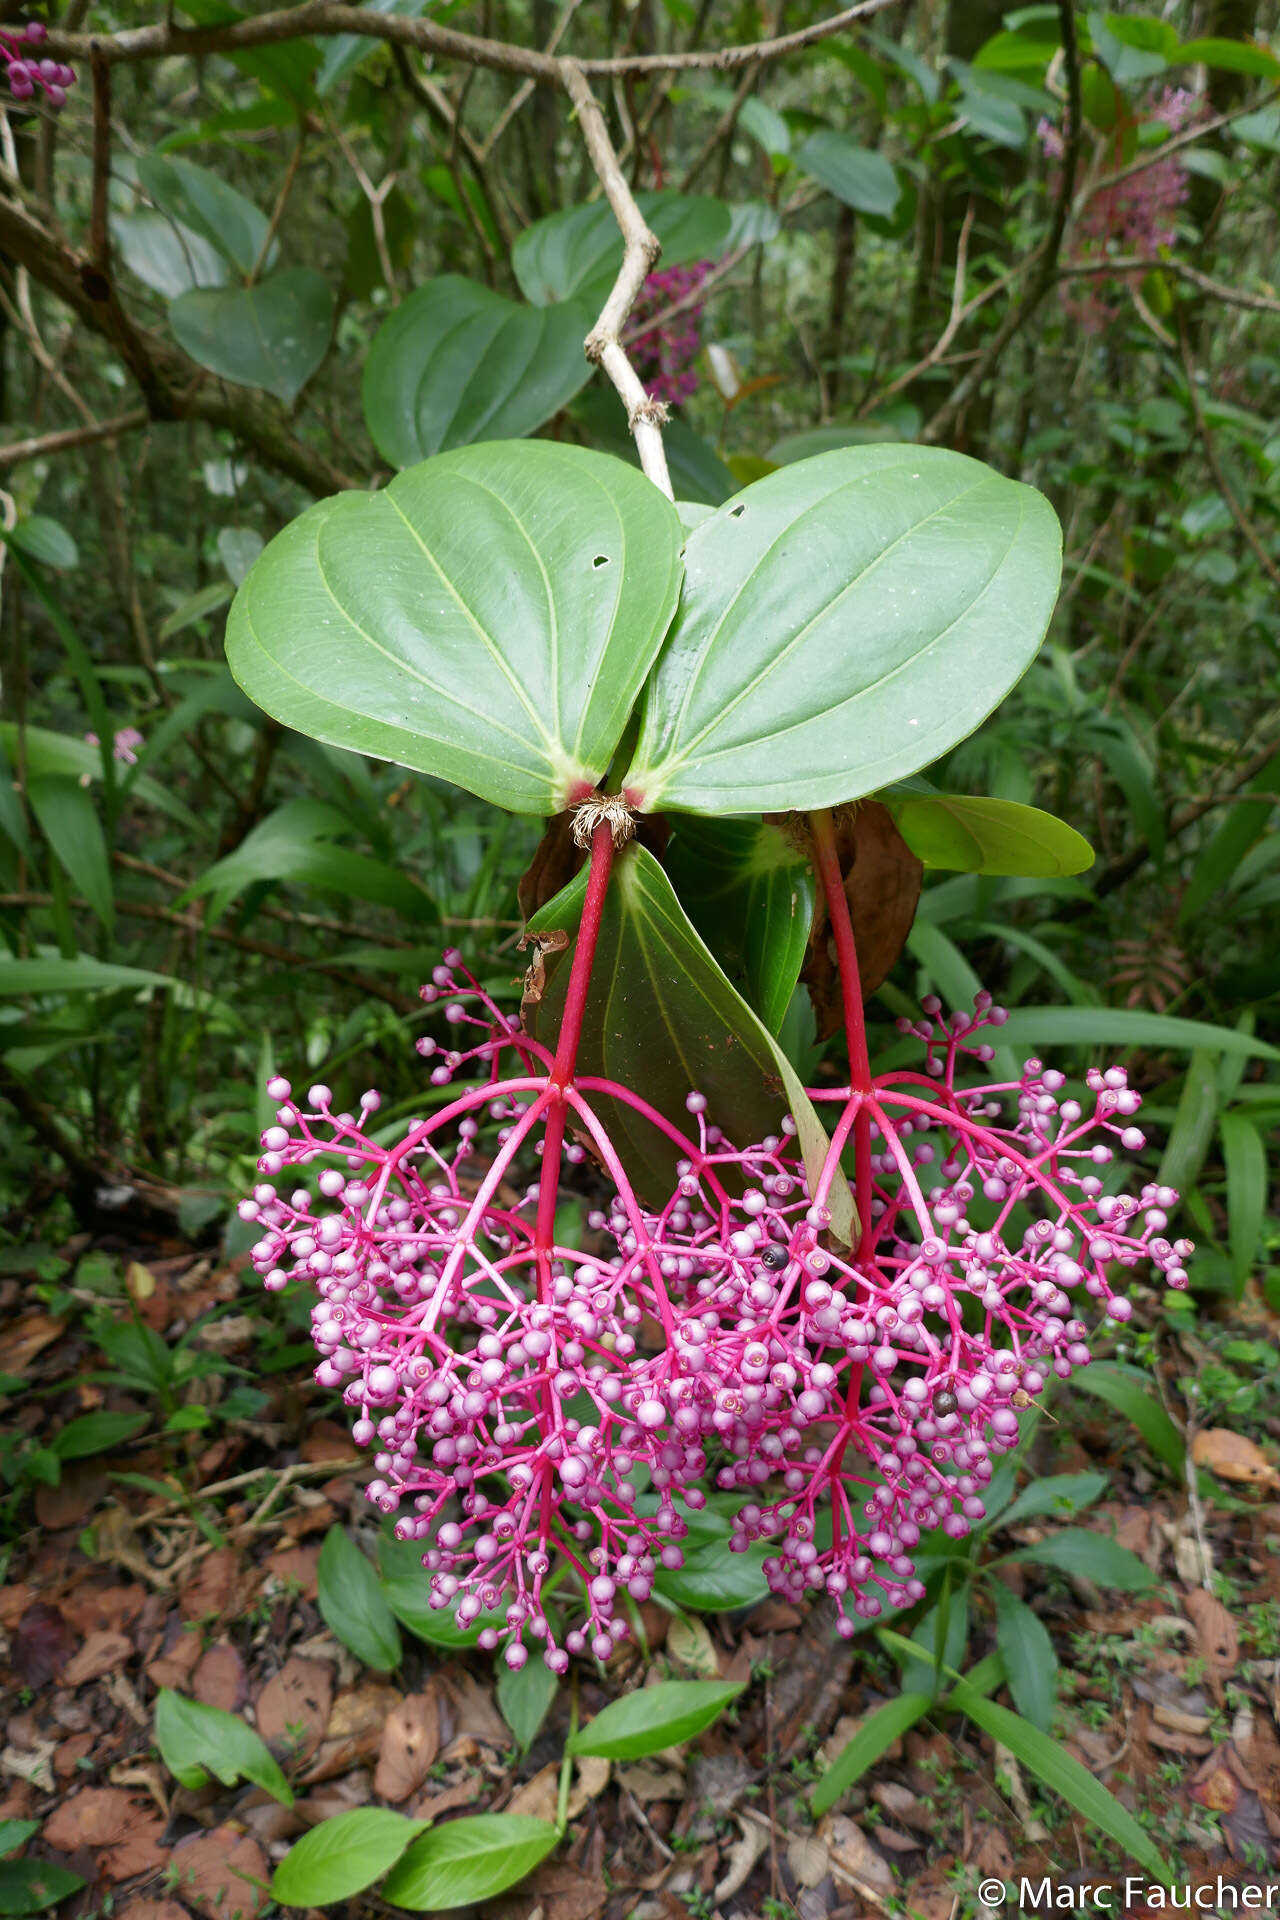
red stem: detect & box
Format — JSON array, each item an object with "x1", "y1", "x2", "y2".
[{"x1": 551, "y1": 820, "x2": 616, "y2": 1088}]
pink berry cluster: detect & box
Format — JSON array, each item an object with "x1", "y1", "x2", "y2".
[
  {"x1": 2, "y1": 23, "x2": 74, "y2": 107},
  {"x1": 245, "y1": 954, "x2": 1187, "y2": 1665},
  {"x1": 629, "y1": 262, "x2": 711, "y2": 405},
  {"x1": 1040, "y1": 88, "x2": 1201, "y2": 331}
]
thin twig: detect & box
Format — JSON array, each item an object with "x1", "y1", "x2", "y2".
[
  {"x1": 249, "y1": 130, "x2": 305, "y2": 285},
  {"x1": 481, "y1": 0, "x2": 583, "y2": 158},
  {"x1": 561, "y1": 62, "x2": 672, "y2": 498},
  {"x1": 0, "y1": 409, "x2": 149, "y2": 468},
  {"x1": 89, "y1": 48, "x2": 111, "y2": 273},
  {"x1": 1059, "y1": 253, "x2": 1280, "y2": 316}
]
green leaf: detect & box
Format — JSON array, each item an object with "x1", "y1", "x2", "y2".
[
  {"x1": 568, "y1": 1679, "x2": 744, "y2": 1759},
  {"x1": 623, "y1": 447, "x2": 1062, "y2": 815},
  {"x1": 112, "y1": 211, "x2": 228, "y2": 300},
  {"x1": 184, "y1": 800, "x2": 436, "y2": 923},
  {"x1": 990, "y1": 1584, "x2": 1057, "y2": 1731},
  {"x1": 1005, "y1": 1527, "x2": 1156, "y2": 1591},
  {"x1": 362, "y1": 278, "x2": 592, "y2": 466},
  {"x1": 7, "y1": 516, "x2": 78, "y2": 571},
  {"x1": 882, "y1": 788, "x2": 1093, "y2": 876},
  {"x1": 995, "y1": 1472, "x2": 1108, "y2": 1530},
  {"x1": 795, "y1": 133, "x2": 900, "y2": 216},
  {"x1": 381, "y1": 1578, "x2": 502, "y2": 1647},
  {"x1": 317, "y1": 0, "x2": 432, "y2": 94},
  {"x1": 273, "y1": 1809, "x2": 429, "y2": 1906},
  {"x1": 169, "y1": 271, "x2": 335, "y2": 406},
  {"x1": 226, "y1": 441, "x2": 683, "y2": 815},
  {"x1": 665, "y1": 817, "x2": 814, "y2": 1033},
  {"x1": 137, "y1": 154, "x2": 275, "y2": 277},
  {"x1": 53, "y1": 1410, "x2": 150, "y2": 1460},
  {"x1": 654, "y1": 1535, "x2": 772, "y2": 1612},
  {"x1": 0, "y1": 954, "x2": 177, "y2": 996},
  {"x1": 159, "y1": 580, "x2": 235, "y2": 641},
  {"x1": 811, "y1": 1692, "x2": 932, "y2": 1817},
  {"x1": 948, "y1": 1677, "x2": 1173, "y2": 1884},
  {"x1": 513, "y1": 191, "x2": 732, "y2": 310},
  {"x1": 526, "y1": 842, "x2": 852, "y2": 1236},
  {"x1": 154, "y1": 1688, "x2": 294, "y2": 1804},
  {"x1": 572, "y1": 386, "x2": 735, "y2": 505},
  {"x1": 1220, "y1": 1111, "x2": 1267, "y2": 1294},
  {"x1": 0, "y1": 1860, "x2": 85, "y2": 1915},
  {"x1": 1176, "y1": 35, "x2": 1280, "y2": 76},
  {"x1": 382, "y1": 1814, "x2": 559, "y2": 1909},
  {"x1": 217, "y1": 527, "x2": 264, "y2": 588},
  {"x1": 317, "y1": 1526, "x2": 402, "y2": 1670},
  {"x1": 176, "y1": 0, "x2": 318, "y2": 107},
  {"x1": 28, "y1": 778, "x2": 114, "y2": 932},
  {"x1": 0, "y1": 1821, "x2": 39, "y2": 1856},
  {"x1": 994, "y1": 1008, "x2": 1280, "y2": 1062},
  {"x1": 496, "y1": 1658, "x2": 558, "y2": 1753}
]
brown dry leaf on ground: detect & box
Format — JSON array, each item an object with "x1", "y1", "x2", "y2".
[
  {"x1": 818, "y1": 1812, "x2": 894, "y2": 1895},
  {"x1": 191, "y1": 1640, "x2": 246, "y2": 1711},
  {"x1": 179, "y1": 1548, "x2": 248, "y2": 1622},
  {"x1": 145, "y1": 1615, "x2": 203, "y2": 1691},
  {"x1": 1183, "y1": 1588, "x2": 1239, "y2": 1698},
  {"x1": 297, "y1": 1681, "x2": 401, "y2": 1785},
  {"x1": 1192, "y1": 1429, "x2": 1280, "y2": 1490},
  {"x1": 260, "y1": 1544, "x2": 320, "y2": 1601},
  {"x1": 117, "y1": 1901, "x2": 190, "y2": 1920},
  {"x1": 441, "y1": 1671, "x2": 511, "y2": 1749},
  {"x1": 492, "y1": 1855, "x2": 608, "y2": 1920},
  {"x1": 374, "y1": 1690, "x2": 441, "y2": 1803},
  {"x1": 35, "y1": 1461, "x2": 110, "y2": 1530},
  {"x1": 60, "y1": 1583, "x2": 147, "y2": 1636},
  {"x1": 11, "y1": 1603, "x2": 75, "y2": 1688},
  {"x1": 171, "y1": 1825, "x2": 269, "y2": 1920},
  {"x1": 0, "y1": 1313, "x2": 64, "y2": 1372},
  {"x1": 256, "y1": 1656, "x2": 333, "y2": 1763},
  {"x1": 62, "y1": 1629, "x2": 134, "y2": 1688},
  {"x1": 43, "y1": 1786, "x2": 167, "y2": 1881}
]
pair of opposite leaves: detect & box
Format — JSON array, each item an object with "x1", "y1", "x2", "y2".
[{"x1": 224, "y1": 438, "x2": 1062, "y2": 820}]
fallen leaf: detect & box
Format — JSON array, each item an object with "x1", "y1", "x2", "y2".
[
  {"x1": 1, "y1": 1740, "x2": 56, "y2": 1792},
  {"x1": 192, "y1": 1640, "x2": 247, "y2": 1712},
  {"x1": 11, "y1": 1603, "x2": 74, "y2": 1688},
  {"x1": 441, "y1": 1671, "x2": 510, "y2": 1749},
  {"x1": 506, "y1": 1761, "x2": 558, "y2": 1824},
  {"x1": 787, "y1": 1831, "x2": 830, "y2": 1889},
  {"x1": 374, "y1": 1691, "x2": 441, "y2": 1803},
  {"x1": 145, "y1": 1614, "x2": 203, "y2": 1691},
  {"x1": 62, "y1": 1629, "x2": 134, "y2": 1688},
  {"x1": 1192, "y1": 1430, "x2": 1279, "y2": 1491},
  {"x1": 36, "y1": 1459, "x2": 109, "y2": 1531},
  {"x1": 260, "y1": 1544, "x2": 320, "y2": 1602},
  {"x1": 795, "y1": 801, "x2": 923, "y2": 1036},
  {"x1": 117, "y1": 1902, "x2": 191, "y2": 1920},
  {"x1": 108, "y1": 1758, "x2": 170, "y2": 1819},
  {"x1": 817, "y1": 1811, "x2": 894, "y2": 1894},
  {"x1": 666, "y1": 1612, "x2": 719, "y2": 1679},
  {"x1": 43, "y1": 1786, "x2": 167, "y2": 1881},
  {"x1": 297, "y1": 1772, "x2": 374, "y2": 1826},
  {"x1": 296, "y1": 1682, "x2": 401, "y2": 1785},
  {"x1": 171, "y1": 1825, "x2": 269, "y2": 1920},
  {"x1": 715, "y1": 1819, "x2": 768, "y2": 1902},
  {"x1": 299, "y1": 1420, "x2": 362, "y2": 1465},
  {"x1": 492, "y1": 1858, "x2": 607, "y2": 1920},
  {"x1": 1190, "y1": 1752, "x2": 1240, "y2": 1815},
  {"x1": 571, "y1": 1755, "x2": 611, "y2": 1819},
  {"x1": 61, "y1": 1583, "x2": 147, "y2": 1636},
  {"x1": 54, "y1": 1731, "x2": 96, "y2": 1778},
  {"x1": 872, "y1": 1780, "x2": 929, "y2": 1830},
  {"x1": 256, "y1": 1656, "x2": 333, "y2": 1764},
  {"x1": 1184, "y1": 1588, "x2": 1239, "y2": 1695},
  {"x1": 617, "y1": 1761, "x2": 685, "y2": 1802},
  {"x1": 405, "y1": 1778, "x2": 480, "y2": 1821},
  {"x1": 0, "y1": 1313, "x2": 64, "y2": 1371},
  {"x1": 179, "y1": 1548, "x2": 246, "y2": 1622}
]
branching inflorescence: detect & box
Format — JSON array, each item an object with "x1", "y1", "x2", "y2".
[
  {"x1": 630, "y1": 262, "x2": 711, "y2": 406},
  {"x1": 246, "y1": 810, "x2": 1189, "y2": 1667}
]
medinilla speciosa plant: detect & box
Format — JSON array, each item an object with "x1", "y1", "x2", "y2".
[{"x1": 227, "y1": 439, "x2": 1188, "y2": 1669}]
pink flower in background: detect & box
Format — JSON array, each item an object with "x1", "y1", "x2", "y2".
[
  {"x1": 629, "y1": 262, "x2": 712, "y2": 406},
  {"x1": 84, "y1": 727, "x2": 144, "y2": 766},
  {"x1": 1, "y1": 22, "x2": 74, "y2": 107}
]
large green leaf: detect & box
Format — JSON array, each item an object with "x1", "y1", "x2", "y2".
[
  {"x1": 112, "y1": 211, "x2": 229, "y2": 299},
  {"x1": 665, "y1": 817, "x2": 814, "y2": 1033},
  {"x1": 316, "y1": 0, "x2": 432, "y2": 94},
  {"x1": 362, "y1": 278, "x2": 591, "y2": 465},
  {"x1": 28, "y1": 778, "x2": 114, "y2": 931},
  {"x1": 795, "y1": 133, "x2": 901, "y2": 216},
  {"x1": 1070, "y1": 1361, "x2": 1186, "y2": 1473},
  {"x1": 317, "y1": 1526, "x2": 402, "y2": 1671},
  {"x1": 183, "y1": 799, "x2": 436, "y2": 923},
  {"x1": 0, "y1": 955, "x2": 177, "y2": 996},
  {"x1": 1004, "y1": 1528, "x2": 1156, "y2": 1591},
  {"x1": 226, "y1": 441, "x2": 683, "y2": 814},
  {"x1": 513, "y1": 191, "x2": 732, "y2": 311},
  {"x1": 382, "y1": 1815, "x2": 558, "y2": 1909},
  {"x1": 136, "y1": 153, "x2": 275, "y2": 277},
  {"x1": 169, "y1": 271, "x2": 335, "y2": 405},
  {"x1": 881, "y1": 786, "x2": 1094, "y2": 876},
  {"x1": 568, "y1": 1679, "x2": 743, "y2": 1759},
  {"x1": 622, "y1": 446, "x2": 1062, "y2": 814},
  {"x1": 526, "y1": 842, "x2": 853, "y2": 1236},
  {"x1": 990, "y1": 1583, "x2": 1057, "y2": 1731},
  {"x1": 995, "y1": 1007, "x2": 1280, "y2": 1061},
  {"x1": 154, "y1": 1689, "x2": 293, "y2": 1804},
  {"x1": 274, "y1": 1809, "x2": 429, "y2": 1906}
]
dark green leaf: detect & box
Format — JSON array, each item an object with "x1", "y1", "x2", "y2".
[
  {"x1": 273, "y1": 1809, "x2": 429, "y2": 1906},
  {"x1": 137, "y1": 153, "x2": 275, "y2": 277},
  {"x1": 623, "y1": 447, "x2": 1061, "y2": 814},
  {"x1": 995, "y1": 1472, "x2": 1108, "y2": 1529},
  {"x1": 317, "y1": 1526, "x2": 402, "y2": 1670},
  {"x1": 0, "y1": 1860, "x2": 85, "y2": 1915},
  {"x1": 227, "y1": 441, "x2": 683, "y2": 814},
  {"x1": 665, "y1": 817, "x2": 814, "y2": 1033},
  {"x1": 653, "y1": 1535, "x2": 772, "y2": 1611},
  {"x1": 1005, "y1": 1527, "x2": 1156, "y2": 1590},
  {"x1": 513, "y1": 191, "x2": 732, "y2": 310},
  {"x1": 317, "y1": 0, "x2": 431, "y2": 94},
  {"x1": 496, "y1": 1658, "x2": 558, "y2": 1752},
  {"x1": 184, "y1": 800, "x2": 436, "y2": 923},
  {"x1": 1176, "y1": 36, "x2": 1280, "y2": 76},
  {"x1": 0, "y1": 955, "x2": 176, "y2": 996},
  {"x1": 810, "y1": 1693, "x2": 932, "y2": 1817},
  {"x1": 990, "y1": 1584, "x2": 1057, "y2": 1731},
  {"x1": 568, "y1": 1679, "x2": 744, "y2": 1759},
  {"x1": 795, "y1": 133, "x2": 900, "y2": 216},
  {"x1": 28, "y1": 778, "x2": 114, "y2": 931},
  {"x1": 169, "y1": 271, "x2": 335, "y2": 406},
  {"x1": 996, "y1": 1009, "x2": 1280, "y2": 1062},
  {"x1": 1220, "y1": 1112, "x2": 1267, "y2": 1295},
  {"x1": 112, "y1": 211, "x2": 228, "y2": 299},
  {"x1": 7, "y1": 516, "x2": 78, "y2": 571},
  {"x1": 53, "y1": 1411, "x2": 150, "y2": 1460},
  {"x1": 382, "y1": 1814, "x2": 558, "y2": 1909},
  {"x1": 154, "y1": 1688, "x2": 294, "y2": 1804},
  {"x1": 363, "y1": 278, "x2": 592, "y2": 465}
]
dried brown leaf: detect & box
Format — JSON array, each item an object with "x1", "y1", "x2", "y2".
[
  {"x1": 374, "y1": 1691, "x2": 441, "y2": 1804},
  {"x1": 192, "y1": 1641, "x2": 246, "y2": 1713},
  {"x1": 62, "y1": 1629, "x2": 133, "y2": 1688},
  {"x1": 171, "y1": 1826, "x2": 269, "y2": 1920},
  {"x1": 43, "y1": 1786, "x2": 167, "y2": 1882},
  {"x1": 256, "y1": 1657, "x2": 333, "y2": 1764},
  {"x1": 1191, "y1": 1429, "x2": 1279, "y2": 1490}
]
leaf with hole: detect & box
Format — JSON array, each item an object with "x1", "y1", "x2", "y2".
[
  {"x1": 362, "y1": 277, "x2": 592, "y2": 465},
  {"x1": 273, "y1": 1809, "x2": 429, "y2": 1906},
  {"x1": 226, "y1": 441, "x2": 683, "y2": 814},
  {"x1": 526, "y1": 842, "x2": 852, "y2": 1236},
  {"x1": 317, "y1": 1526, "x2": 402, "y2": 1670},
  {"x1": 513, "y1": 190, "x2": 732, "y2": 310},
  {"x1": 169, "y1": 270, "x2": 335, "y2": 406},
  {"x1": 623, "y1": 446, "x2": 1062, "y2": 815},
  {"x1": 382, "y1": 1814, "x2": 558, "y2": 1909},
  {"x1": 154, "y1": 1688, "x2": 294, "y2": 1804},
  {"x1": 568, "y1": 1679, "x2": 744, "y2": 1759},
  {"x1": 0, "y1": 1860, "x2": 85, "y2": 1915}
]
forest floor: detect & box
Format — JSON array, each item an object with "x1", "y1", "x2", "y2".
[{"x1": 4, "y1": 1241, "x2": 1280, "y2": 1920}]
